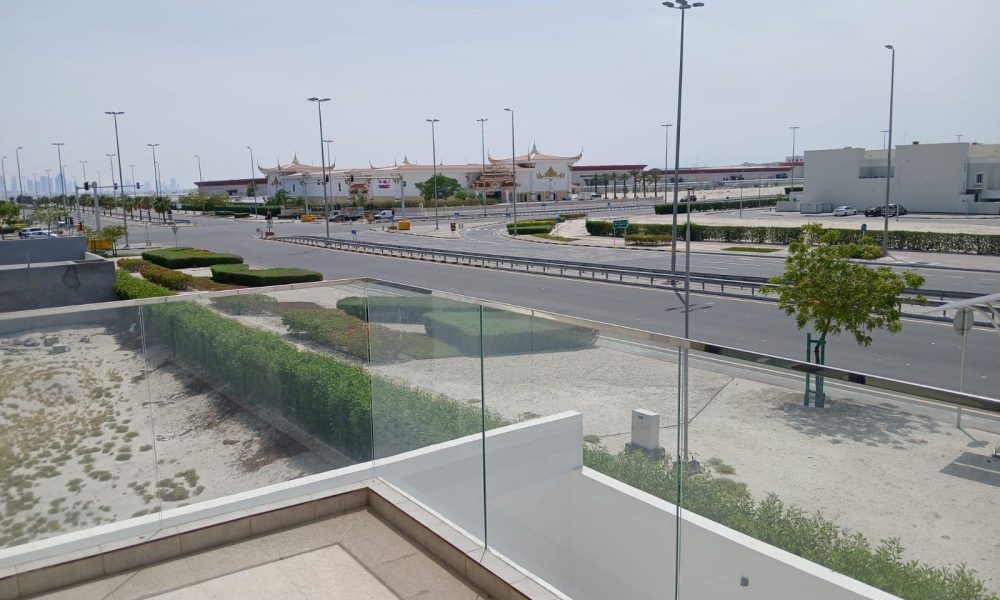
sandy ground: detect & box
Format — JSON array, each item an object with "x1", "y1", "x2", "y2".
[{"x1": 0, "y1": 324, "x2": 337, "y2": 550}]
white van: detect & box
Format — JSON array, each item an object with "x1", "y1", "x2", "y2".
[
  {"x1": 374, "y1": 210, "x2": 394, "y2": 221},
  {"x1": 19, "y1": 227, "x2": 45, "y2": 238}
]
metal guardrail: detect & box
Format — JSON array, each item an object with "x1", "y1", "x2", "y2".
[{"x1": 273, "y1": 235, "x2": 973, "y2": 310}]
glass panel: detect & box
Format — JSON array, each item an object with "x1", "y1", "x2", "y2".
[
  {"x1": 480, "y1": 304, "x2": 680, "y2": 599},
  {"x1": 138, "y1": 282, "x2": 373, "y2": 511},
  {"x1": 0, "y1": 305, "x2": 158, "y2": 548},
  {"x1": 366, "y1": 283, "x2": 487, "y2": 542},
  {"x1": 679, "y1": 345, "x2": 1000, "y2": 599}
]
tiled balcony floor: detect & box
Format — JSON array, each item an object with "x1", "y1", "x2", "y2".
[{"x1": 32, "y1": 509, "x2": 489, "y2": 600}]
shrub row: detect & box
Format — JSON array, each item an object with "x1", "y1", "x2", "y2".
[
  {"x1": 211, "y1": 293, "x2": 278, "y2": 315},
  {"x1": 281, "y1": 307, "x2": 396, "y2": 361},
  {"x1": 625, "y1": 234, "x2": 671, "y2": 247},
  {"x1": 179, "y1": 204, "x2": 283, "y2": 214},
  {"x1": 139, "y1": 264, "x2": 193, "y2": 290},
  {"x1": 585, "y1": 221, "x2": 1000, "y2": 255},
  {"x1": 143, "y1": 247, "x2": 244, "y2": 269},
  {"x1": 653, "y1": 197, "x2": 778, "y2": 215},
  {"x1": 424, "y1": 309, "x2": 598, "y2": 356},
  {"x1": 559, "y1": 212, "x2": 587, "y2": 220},
  {"x1": 336, "y1": 295, "x2": 479, "y2": 324},
  {"x1": 117, "y1": 258, "x2": 152, "y2": 273},
  {"x1": 209, "y1": 264, "x2": 323, "y2": 286},
  {"x1": 143, "y1": 302, "x2": 504, "y2": 460},
  {"x1": 584, "y1": 445, "x2": 996, "y2": 600},
  {"x1": 112, "y1": 270, "x2": 175, "y2": 299}
]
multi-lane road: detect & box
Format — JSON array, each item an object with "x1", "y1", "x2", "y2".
[{"x1": 90, "y1": 211, "x2": 1000, "y2": 397}]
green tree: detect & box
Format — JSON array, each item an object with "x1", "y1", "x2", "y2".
[
  {"x1": 629, "y1": 169, "x2": 641, "y2": 198},
  {"x1": 415, "y1": 174, "x2": 461, "y2": 203},
  {"x1": 100, "y1": 225, "x2": 127, "y2": 256},
  {"x1": 246, "y1": 182, "x2": 256, "y2": 197},
  {"x1": 763, "y1": 224, "x2": 925, "y2": 404},
  {"x1": 153, "y1": 196, "x2": 172, "y2": 222},
  {"x1": 0, "y1": 201, "x2": 19, "y2": 240}
]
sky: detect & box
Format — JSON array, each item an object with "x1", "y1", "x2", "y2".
[{"x1": 2, "y1": 0, "x2": 999, "y2": 190}]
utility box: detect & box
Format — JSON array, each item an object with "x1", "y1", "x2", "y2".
[{"x1": 626, "y1": 409, "x2": 664, "y2": 458}]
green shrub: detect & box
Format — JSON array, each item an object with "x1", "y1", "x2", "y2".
[
  {"x1": 142, "y1": 302, "x2": 504, "y2": 460},
  {"x1": 212, "y1": 210, "x2": 233, "y2": 216},
  {"x1": 139, "y1": 264, "x2": 193, "y2": 290},
  {"x1": 117, "y1": 258, "x2": 152, "y2": 273},
  {"x1": 625, "y1": 234, "x2": 671, "y2": 247},
  {"x1": 210, "y1": 264, "x2": 323, "y2": 286},
  {"x1": 282, "y1": 307, "x2": 394, "y2": 361},
  {"x1": 586, "y1": 220, "x2": 613, "y2": 236},
  {"x1": 584, "y1": 445, "x2": 997, "y2": 600},
  {"x1": 112, "y1": 270, "x2": 175, "y2": 299},
  {"x1": 559, "y1": 212, "x2": 586, "y2": 220},
  {"x1": 424, "y1": 309, "x2": 598, "y2": 356},
  {"x1": 653, "y1": 197, "x2": 778, "y2": 215},
  {"x1": 232, "y1": 212, "x2": 251, "y2": 218},
  {"x1": 210, "y1": 294, "x2": 278, "y2": 315},
  {"x1": 507, "y1": 224, "x2": 554, "y2": 235},
  {"x1": 336, "y1": 295, "x2": 479, "y2": 324},
  {"x1": 142, "y1": 247, "x2": 244, "y2": 269}
]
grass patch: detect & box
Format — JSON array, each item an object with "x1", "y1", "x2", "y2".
[
  {"x1": 721, "y1": 246, "x2": 781, "y2": 253},
  {"x1": 706, "y1": 457, "x2": 736, "y2": 475}
]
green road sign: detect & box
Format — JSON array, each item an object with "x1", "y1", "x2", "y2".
[{"x1": 612, "y1": 219, "x2": 629, "y2": 229}]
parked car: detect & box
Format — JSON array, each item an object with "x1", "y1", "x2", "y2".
[
  {"x1": 863, "y1": 206, "x2": 884, "y2": 217},
  {"x1": 833, "y1": 206, "x2": 857, "y2": 216},
  {"x1": 18, "y1": 226, "x2": 46, "y2": 238}
]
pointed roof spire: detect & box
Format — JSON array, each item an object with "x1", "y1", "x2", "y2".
[
  {"x1": 292, "y1": 153, "x2": 299, "y2": 164},
  {"x1": 402, "y1": 155, "x2": 411, "y2": 165},
  {"x1": 531, "y1": 141, "x2": 538, "y2": 156}
]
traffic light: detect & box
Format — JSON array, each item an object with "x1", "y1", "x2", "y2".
[
  {"x1": 135, "y1": 183, "x2": 141, "y2": 189},
  {"x1": 113, "y1": 183, "x2": 118, "y2": 190},
  {"x1": 83, "y1": 182, "x2": 89, "y2": 191}
]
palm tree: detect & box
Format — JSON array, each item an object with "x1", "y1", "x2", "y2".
[
  {"x1": 649, "y1": 170, "x2": 660, "y2": 198},
  {"x1": 628, "y1": 170, "x2": 641, "y2": 198},
  {"x1": 153, "y1": 196, "x2": 172, "y2": 222},
  {"x1": 611, "y1": 172, "x2": 619, "y2": 199}
]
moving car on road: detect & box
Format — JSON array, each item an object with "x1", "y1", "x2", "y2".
[
  {"x1": 833, "y1": 206, "x2": 856, "y2": 216},
  {"x1": 864, "y1": 204, "x2": 907, "y2": 217}
]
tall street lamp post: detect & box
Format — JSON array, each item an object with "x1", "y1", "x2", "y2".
[
  {"x1": 246, "y1": 145, "x2": 258, "y2": 219},
  {"x1": 661, "y1": 123, "x2": 673, "y2": 244},
  {"x1": 503, "y1": 108, "x2": 516, "y2": 235},
  {"x1": 307, "y1": 97, "x2": 331, "y2": 237},
  {"x1": 426, "y1": 118, "x2": 440, "y2": 230},
  {"x1": 105, "y1": 111, "x2": 129, "y2": 246},
  {"x1": 882, "y1": 44, "x2": 896, "y2": 256},
  {"x1": 194, "y1": 155, "x2": 203, "y2": 183},
  {"x1": 147, "y1": 144, "x2": 161, "y2": 201},
  {"x1": 789, "y1": 126, "x2": 799, "y2": 187},
  {"x1": 477, "y1": 118, "x2": 488, "y2": 216},
  {"x1": 881, "y1": 130, "x2": 889, "y2": 150},
  {"x1": 663, "y1": 0, "x2": 703, "y2": 284},
  {"x1": 106, "y1": 154, "x2": 117, "y2": 216},
  {"x1": 79, "y1": 160, "x2": 89, "y2": 222}
]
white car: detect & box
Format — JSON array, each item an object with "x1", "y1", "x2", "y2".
[
  {"x1": 23, "y1": 230, "x2": 57, "y2": 239},
  {"x1": 833, "y1": 206, "x2": 856, "y2": 216}
]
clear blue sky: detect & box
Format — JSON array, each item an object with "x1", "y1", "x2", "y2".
[{"x1": 2, "y1": 0, "x2": 998, "y2": 189}]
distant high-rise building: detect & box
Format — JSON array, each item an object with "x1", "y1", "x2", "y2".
[{"x1": 169, "y1": 177, "x2": 178, "y2": 192}]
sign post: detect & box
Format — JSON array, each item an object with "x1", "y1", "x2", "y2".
[
  {"x1": 612, "y1": 218, "x2": 629, "y2": 246},
  {"x1": 953, "y1": 307, "x2": 974, "y2": 427}
]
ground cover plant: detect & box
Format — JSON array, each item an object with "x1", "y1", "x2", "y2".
[
  {"x1": 210, "y1": 264, "x2": 322, "y2": 286},
  {"x1": 531, "y1": 233, "x2": 577, "y2": 242},
  {"x1": 138, "y1": 264, "x2": 194, "y2": 291},
  {"x1": 112, "y1": 270, "x2": 174, "y2": 299},
  {"x1": 117, "y1": 258, "x2": 153, "y2": 273},
  {"x1": 142, "y1": 247, "x2": 244, "y2": 269},
  {"x1": 624, "y1": 234, "x2": 671, "y2": 246}
]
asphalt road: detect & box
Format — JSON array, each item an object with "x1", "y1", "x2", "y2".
[{"x1": 96, "y1": 212, "x2": 1000, "y2": 398}]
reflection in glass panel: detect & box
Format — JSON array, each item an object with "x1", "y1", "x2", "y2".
[{"x1": 0, "y1": 306, "x2": 158, "y2": 548}]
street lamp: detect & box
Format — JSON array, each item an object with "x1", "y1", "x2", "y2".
[
  {"x1": 147, "y1": 144, "x2": 161, "y2": 202},
  {"x1": 788, "y1": 126, "x2": 799, "y2": 187},
  {"x1": 52, "y1": 142, "x2": 67, "y2": 206},
  {"x1": 477, "y1": 118, "x2": 488, "y2": 216},
  {"x1": 882, "y1": 44, "x2": 896, "y2": 256},
  {"x1": 307, "y1": 97, "x2": 331, "y2": 237},
  {"x1": 661, "y1": 123, "x2": 672, "y2": 239},
  {"x1": 194, "y1": 155, "x2": 203, "y2": 183},
  {"x1": 106, "y1": 153, "x2": 117, "y2": 215},
  {"x1": 426, "y1": 118, "x2": 440, "y2": 230},
  {"x1": 246, "y1": 145, "x2": 258, "y2": 219},
  {"x1": 663, "y1": 0, "x2": 703, "y2": 286},
  {"x1": 504, "y1": 108, "x2": 517, "y2": 235},
  {"x1": 15, "y1": 147, "x2": 24, "y2": 205},
  {"x1": 956, "y1": 134, "x2": 964, "y2": 143},
  {"x1": 881, "y1": 130, "x2": 889, "y2": 151},
  {"x1": 106, "y1": 111, "x2": 129, "y2": 246}
]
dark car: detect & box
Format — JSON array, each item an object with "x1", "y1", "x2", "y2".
[
  {"x1": 864, "y1": 206, "x2": 884, "y2": 217},
  {"x1": 889, "y1": 204, "x2": 907, "y2": 216}
]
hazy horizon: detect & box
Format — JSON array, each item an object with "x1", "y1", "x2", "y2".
[{"x1": 2, "y1": 0, "x2": 998, "y2": 190}]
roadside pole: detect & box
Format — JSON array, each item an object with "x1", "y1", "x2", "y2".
[{"x1": 954, "y1": 307, "x2": 973, "y2": 428}]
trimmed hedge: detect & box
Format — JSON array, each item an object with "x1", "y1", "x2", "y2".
[
  {"x1": 210, "y1": 264, "x2": 323, "y2": 286},
  {"x1": 507, "y1": 224, "x2": 554, "y2": 235},
  {"x1": 337, "y1": 295, "x2": 479, "y2": 324},
  {"x1": 282, "y1": 307, "x2": 395, "y2": 361},
  {"x1": 211, "y1": 293, "x2": 278, "y2": 315},
  {"x1": 143, "y1": 247, "x2": 244, "y2": 269},
  {"x1": 424, "y1": 309, "x2": 598, "y2": 356},
  {"x1": 112, "y1": 270, "x2": 175, "y2": 299},
  {"x1": 585, "y1": 221, "x2": 1000, "y2": 255},
  {"x1": 143, "y1": 302, "x2": 504, "y2": 460},
  {"x1": 139, "y1": 264, "x2": 193, "y2": 290},
  {"x1": 585, "y1": 445, "x2": 997, "y2": 600},
  {"x1": 559, "y1": 212, "x2": 587, "y2": 220},
  {"x1": 625, "y1": 234, "x2": 671, "y2": 247},
  {"x1": 117, "y1": 258, "x2": 152, "y2": 273}
]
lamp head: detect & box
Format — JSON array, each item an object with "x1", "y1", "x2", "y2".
[
  {"x1": 105, "y1": 111, "x2": 124, "y2": 116},
  {"x1": 504, "y1": 108, "x2": 512, "y2": 112},
  {"x1": 885, "y1": 44, "x2": 894, "y2": 50}
]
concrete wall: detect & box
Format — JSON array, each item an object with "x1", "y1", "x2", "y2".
[
  {"x1": 378, "y1": 412, "x2": 897, "y2": 600},
  {"x1": 0, "y1": 236, "x2": 87, "y2": 265},
  {"x1": 0, "y1": 259, "x2": 116, "y2": 312}
]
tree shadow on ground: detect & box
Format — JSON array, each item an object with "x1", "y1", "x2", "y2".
[{"x1": 772, "y1": 390, "x2": 942, "y2": 450}]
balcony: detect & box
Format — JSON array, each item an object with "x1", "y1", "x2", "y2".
[{"x1": 1, "y1": 280, "x2": 998, "y2": 599}]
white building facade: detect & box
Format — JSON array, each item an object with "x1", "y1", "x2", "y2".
[
  {"x1": 802, "y1": 142, "x2": 1000, "y2": 214},
  {"x1": 257, "y1": 145, "x2": 581, "y2": 206}
]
